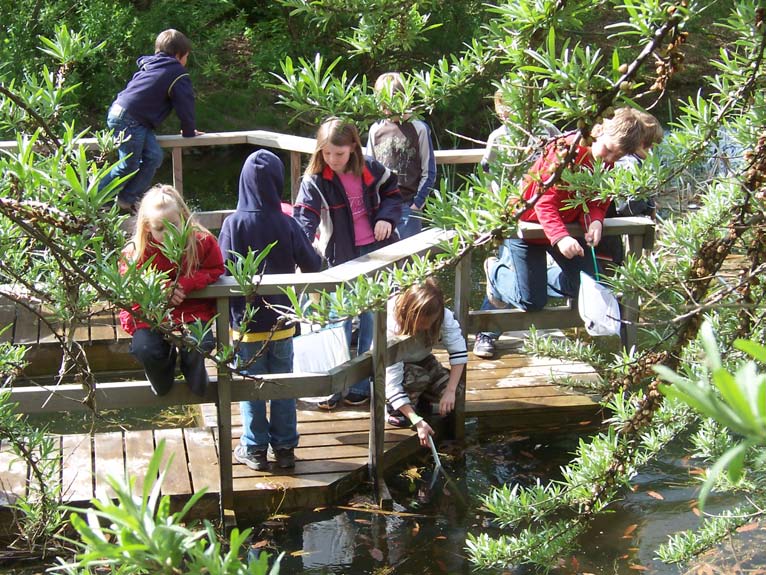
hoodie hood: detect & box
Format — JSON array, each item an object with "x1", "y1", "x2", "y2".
[{"x1": 237, "y1": 150, "x2": 284, "y2": 212}]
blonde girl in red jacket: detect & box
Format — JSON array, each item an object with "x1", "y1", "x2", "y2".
[{"x1": 119, "y1": 184, "x2": 224, "y2": 396}]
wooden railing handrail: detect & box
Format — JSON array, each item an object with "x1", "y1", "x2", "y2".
[
  {"x1": 9, "y1": 334, "x2": 420, "y2": 413},
  {"x1": 0, "y1": 129, "x2": 483, "y2": 163},
  {"x1": 196, "y1": 227, "x2": 452, "y2": 297}
]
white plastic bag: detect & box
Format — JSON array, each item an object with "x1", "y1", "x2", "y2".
[
  {"x1": 578, "y1": 271, "x2": 621, "y2": 337},
  {"x1": 293, "y1": 323, "x2": 350, "y2": 403}
]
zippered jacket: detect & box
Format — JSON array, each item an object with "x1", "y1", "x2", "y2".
[
  {"x1": 293, "y1": 158, "x2": 402, "y2": 266},
  {"x1": 115, "y1": 53, "x2": 196, "y2": 137},
  {"x1": 119, "y1": 232, "x2": 224, "y2": 335},
  {"x1": 520, "y1": 133, "x2": 611, "y2": 246}
]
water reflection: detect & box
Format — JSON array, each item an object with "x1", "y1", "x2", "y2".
[{"x1": 242, "y1": 426, "x2": 763, "y2": 575}]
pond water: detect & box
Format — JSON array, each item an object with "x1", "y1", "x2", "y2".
[{"x1": 240, "y1": 419, "x2": 749, "y2": 575}]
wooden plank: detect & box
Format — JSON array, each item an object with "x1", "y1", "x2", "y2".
[
  {"x1": 124, "y1": 429, "x2": 155, "y2": 496},
  {"x1": 518, "y1": 216, "x2": 654, "y2": 239},
  {"x1": 171, "y1": 147, "x2": 183, "y2": 195},
  {"x1": 61, "y1": 434, "x2": 93, "y2": 503},
  {"x1": 154, "y1": 428, "x2": 192, "y2": 496},
  {"x1": 467, "y1": 363, "x2": 597, "y2": 380},
  {"x1": 184, "y1": 427, "x2": 220, "y2": 494},
  {"x1": 469, "y1": 307, "x2": 582, "y2": 334},
  {"x1": 290, "y1": 151, "x2": 302, "y2": 204},
  {"x1": 467, "y1": 386, "x2": 600, "y2": 402},
  {"x1": 232, "y1": 471, "x2": 349, "y2": 493},
  {"x1": 93, "y1": 431, "x2": 124, "y2": 499},
  {"x1": 469, "y1": 372, "x2": 601, "y2": 390},
  {"x1": 434, "y1": 149, "x2": 485, "y2": 164},
  {"x1": 196, "y1": 210, "x2": 233, "y2": 230},
  {"x1": 193, "y1": 227, "x2": 454, "y2": 298},
  {"x1": 87, "y1": 311, "x2": 117, "y2": 344},
  {"x1": 12, "y1": 302, "x2": 40, "y2": 345},
  {"x1": 26, "y1": 435, "x2": 61, "y2": 503},
  {"x1": 232, "y1": 456, "x2": 368, "y2": 479},
  {"x1": 215, "y1": 298, "x2": 234, "y2": 513},
  {"x1": 36, "y1": 318, "x2": 64, "y2": 345},
  {"x1": 0, "y1": 297, "x2": 14, "y2": 344},
  {"x1": 369, "y1": 308, "x2": 386, "y2": 504},
  {"x1": 465, "y1": 394, "x2": 600, "y2": 413},
  {"x1": 0, "y1": 438, "x2": 29, "y2": 505}
]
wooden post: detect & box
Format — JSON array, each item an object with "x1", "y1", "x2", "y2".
[
  {"x1": 621, "y1": 232, "x2": 646, "y2": 351},
  {"x1": 369, "y1": 308, "x2": 392, "y2": 509},
  {"x1": 172, "y1": 147, "x2": 183, "y2": 195},
  {"x1": 290, "y1": 151, "x2": 301, "y2": 204},
  {"x1": 450, "y1": 250, "x2": 471, "y2": 440},
  {"x1": 214, "y1": 298, "x2": 235, "y2": 525}
]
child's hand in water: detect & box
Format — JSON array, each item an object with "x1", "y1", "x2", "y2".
[
  {"x1": 373, "y1": 220, "x2": 392, "y2": 241},
  {"x1": 169, "y1": 286, "x2": 186, "y2": 306},
  {"x1": 414, "y1": 419, "x2": 434, "y2": 447},
  {"x1": 439, "y1": 389, "x2": 456, "y2": 416}
]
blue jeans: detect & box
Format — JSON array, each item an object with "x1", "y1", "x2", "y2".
[
  {"x1": 238, "y1": 338, "x2": 299, "y2": 452},
  {"x1": 99, "y1": 104, "x2": 164, "y2": 206},
  {"x1": 396, "y1": 202, "x2": 423, "y2": 239},
  {"x1": 480, "y1": 238, "x2": 597, "y2": 338}
]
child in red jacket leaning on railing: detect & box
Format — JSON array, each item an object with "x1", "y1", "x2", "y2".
[
  {"x1": 473, "y1": 108, "x2": 647, "y2": 360},
  {"x1": 119, "y1": 184, "x2": 224, "y2": 396}
]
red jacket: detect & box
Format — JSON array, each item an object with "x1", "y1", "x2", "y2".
[
  {"x1": 119, "y1": 232, "x2": 224, "y2": 335},
  {"x1": 520, "y1": 134, "x2": 611, "y2": 246}
]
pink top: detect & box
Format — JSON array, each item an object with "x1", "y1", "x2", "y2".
[{"x1": 339, "y1": 171, "x2": 375, "y2": 246}]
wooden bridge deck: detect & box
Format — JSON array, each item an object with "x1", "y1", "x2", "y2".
[{"x1": 0, "y1": 336, "x2": 602, "y2": 519}]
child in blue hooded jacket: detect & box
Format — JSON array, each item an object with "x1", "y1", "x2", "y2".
[{"x1": 219, "y1": 149, "x2": 322, "y2": 472}]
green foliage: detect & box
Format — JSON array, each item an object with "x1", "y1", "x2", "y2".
[
  {"x1": 54, "y1": 440, "x2": 281, "y2": 575},
  {"x1": 0, "y1": 391, "x2": 66, "y2": 550},
  {"x1": 279, "y1": 0, "x2": 442, "y2": 64},
  {"x1": 657, "y1": 323, "x2": 766, "y2": 507}
]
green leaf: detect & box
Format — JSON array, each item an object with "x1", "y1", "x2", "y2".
[{"x1": 697, "y1": 441, "x2": 749, "y2": 510}]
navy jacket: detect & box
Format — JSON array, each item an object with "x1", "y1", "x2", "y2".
[
  {"x1": 219, "y1": 150, "x2": 322, "y2": 333},
  {"x1": 115, "y1": 53, "x2": 196, "y2": 137},
  {"x1": 293, "y1": 158, "x2": 402, "y2": 266}
]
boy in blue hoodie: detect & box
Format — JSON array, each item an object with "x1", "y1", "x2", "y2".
[
  {"x1": 219, "y1": 150, "x2": 322, "y2": 471},
  {"x1": 100, "y1": 29, "x2": 202, "y2": 211}
]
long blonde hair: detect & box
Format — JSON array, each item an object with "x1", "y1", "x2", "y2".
[
  {"x1": 394, "y1": 278, "x2": 445, "y2": 345},
  {"x1": 128, "y1": 184, "x2": 211, "y2": 276},
  {"x1": 305, "y1": 117, "x2": 364, "y2": 177}
]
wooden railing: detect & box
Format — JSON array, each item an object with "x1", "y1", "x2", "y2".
[{"x1": 0, "y1": 130, "x2": 484, "y2": 204}]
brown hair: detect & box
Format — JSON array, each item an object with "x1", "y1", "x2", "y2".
[
  {"x1": 394, "y1": 278, "x2": 445, "y2": 345},
  {"x1": 374, "y1": 72, "x2": 405, "y2": 96},
  {"x1": 305, "y1": 117, "x2": 364, "y2": 177},
  {"x1": 128, "y1": 184, "x2": 211, "y2": 277},
  {"x1": 155, "y1": 29, "x2": 191, "y2": 58},
  {"x1": 635, "y1": 110, "x2": 663, "y2": 149},
  {"x1": 596, "y1": 107, "x2": 644, "y2": 155}
]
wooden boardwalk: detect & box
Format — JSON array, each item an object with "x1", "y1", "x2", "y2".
[{"x1": 0, "y1": 336, "x2": 602, "y2": 519}]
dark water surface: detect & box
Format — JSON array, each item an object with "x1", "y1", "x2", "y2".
[{"x1": 239, "y1": 420, "x2": 748, "y2": 575}]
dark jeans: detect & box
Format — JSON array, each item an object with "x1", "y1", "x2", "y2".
[
  {"x1": 99, "y1": 103, "x2": 164, "y2": 206},
  {"x1": 396, "y1": 202, "x2": 423, "y2": 239},
  {"x1": 237, "y1": 338, "x2": 298, "y2": 452},
  {"x1": 130, "y1": 328, "x2": 214, "y2": 396},
  {"x1": 480, "y1": 238, "x2": 597, "y2": 338}
]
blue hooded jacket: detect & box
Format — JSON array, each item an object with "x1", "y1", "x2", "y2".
[
  {"x1": 219, "y1": 150, "x2": 322, "y2": 334},
  {"x1": 115, "y1": 52, "x2": 196, "y2": 137}
]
